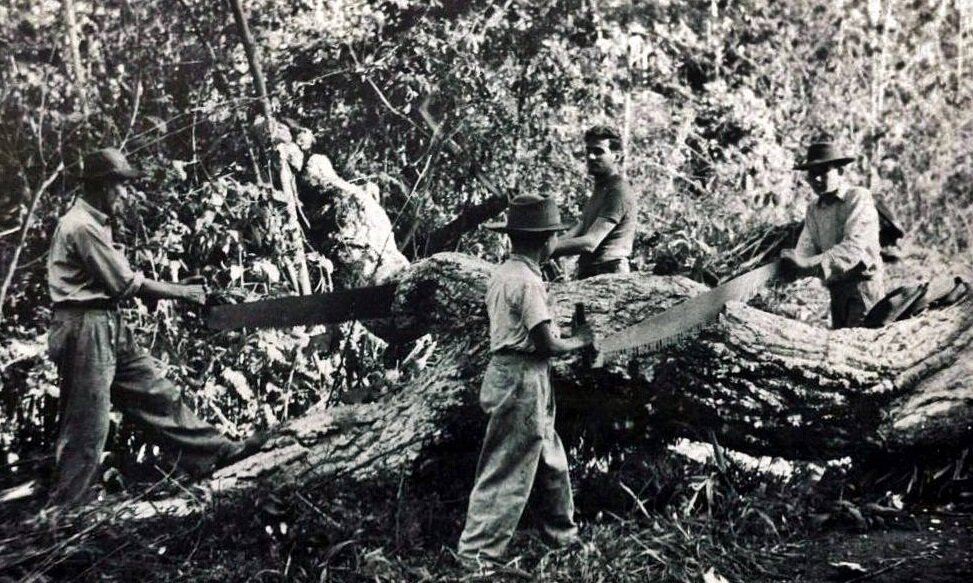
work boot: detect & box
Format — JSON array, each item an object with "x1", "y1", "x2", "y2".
[
  {"x1": 189, "y1": 431, "x2": 270, "y2": 480},
  {"x1": 218, "y1": 431, "x2": 271, "y2": 468}
]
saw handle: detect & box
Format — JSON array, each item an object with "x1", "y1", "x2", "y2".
[
  {"x1": 572, "y1": 303, "x2": 587, "y2": 328},
  {"x1": 572, "y1": 303, "x2": 601, "y2": 369}
]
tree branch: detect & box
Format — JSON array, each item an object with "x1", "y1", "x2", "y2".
[
  {"x1": 0, "y1": 163, "x2": 63, "y2": 323},
  {"x1": 226, "y1": 0, "x2": 272, "y2": 121}
]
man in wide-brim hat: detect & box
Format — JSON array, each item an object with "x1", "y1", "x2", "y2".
[
  {"x1": 44, "y1": 148, "x2": 266, "y2": 507},
  {"x1": 457, "y1": 194, "x2": 595, "y2": 569},
  {"x1": 780, "y1": 142, "x2": 885, "y2": 328}
]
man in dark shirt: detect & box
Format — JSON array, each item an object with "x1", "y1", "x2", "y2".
[
  {"x1": 46, "y1": 148, "x2": 264, "y2": 507},
  {"x1": 551, "y1": 125, "x2": 637, "y2": 279}
]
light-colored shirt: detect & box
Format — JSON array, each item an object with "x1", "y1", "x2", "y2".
[
  {"x1": 794, "y1": 185, "x2": 883, "y2": 285},
  {"x1": 485, "y1": 255, "x2": 555, "y2": 353},
  {"x1": 578, "y1": 174, "x2": 637, "y2": 269},
  {"x1": 47, "y1": 198, "x2": 144, "y2": 303}
]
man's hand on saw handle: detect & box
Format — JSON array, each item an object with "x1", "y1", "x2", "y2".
[
  {"x1": 779, "y1": 249, "x2": 822, "y2": 278},
  {"x1": 571, "y1": 303, "x2": 600, "y2": 366},
  {"x1": 178, "y1": 275, "x2": 209, "y2": 306}
]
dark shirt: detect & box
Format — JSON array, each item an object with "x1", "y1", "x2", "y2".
[
  {"x1": 577, "y1": 174, "x2": 637, "y2": 269},
  {"x1": 47, "y1": 199, "x2": 144, "y2": 303}
]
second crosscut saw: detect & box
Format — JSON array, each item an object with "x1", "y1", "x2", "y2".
[
  {"x1": 205, "y1": 284, "x2": 396, "y2": 330},
  {"x1": 592, "y1": 260, "x2": 782, "y2": 367}
]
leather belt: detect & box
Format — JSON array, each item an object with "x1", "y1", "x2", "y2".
[{"x1": 52, "y1": 299, "x2": 119, "y2": 310}]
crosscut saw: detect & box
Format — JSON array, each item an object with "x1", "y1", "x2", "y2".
[
  {"x1": 206, "y1": 262, "x2": 782, "y2": 365},
  {"x1": 592, "y1": 260, "x2": 782, "y2": 367},
  {"x1": 205, "y1": 284, "x2": 396, "y2": 330}
]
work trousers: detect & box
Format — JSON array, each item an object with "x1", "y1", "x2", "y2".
[
  {"x1": 829, "y1": 275, "x2": 884, "y2": 329},
  {"x1": 458, "y1": 353, "x2": 578, "y2": 562},
  {"x1": 577, "y1": 258, "x2": 630, "y2": 280},
  {"x1": 47, "y1": 308, "x2": 238, "y2": 506}
]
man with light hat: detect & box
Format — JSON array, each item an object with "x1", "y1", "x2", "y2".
[
  {"x1": 457, "y1": 194, "x2": 595, "y2": 568},
  {"x1": 45, "y1": 147, "x2": 265, "y2": 507},
  {"x1": 781, "y1": 142, "x2": 885, "y2": 328}
]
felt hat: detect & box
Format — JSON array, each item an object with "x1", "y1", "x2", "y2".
[
  {"x1": 484, "y1": 194, "x2": 569, "y2": 232},
  {"x1": 794, "y1": 142, "x2": 857, "y2": 171},
  {"x1": 83, "y1": 148, "x2": 141, "y2": 181},
  {"x1": 908, "y1": 276, "x2": 970, "y2": 314},
  {"x1": 862, "y1": 283, "x2": 929, "y2": 328}
]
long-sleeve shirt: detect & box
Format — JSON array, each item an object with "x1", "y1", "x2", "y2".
[
  {"x1": 47, "y1": 198, "x2": 144, "y2": 304},
  {"x1": 794, "y1": 185, "x2": 883, "y2": 285}
]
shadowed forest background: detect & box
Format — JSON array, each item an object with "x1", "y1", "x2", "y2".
[{"x1": 1, "y1": 1, "x2": 972, "y2": 581}]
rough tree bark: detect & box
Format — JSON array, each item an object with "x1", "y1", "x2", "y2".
[{"x1": 195, "y1": 253, "x2": 972, "y2": 496}]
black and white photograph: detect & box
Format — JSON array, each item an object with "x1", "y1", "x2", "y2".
[{"x1": 1, "y1": 0, "x2": 971, "y2": 580}]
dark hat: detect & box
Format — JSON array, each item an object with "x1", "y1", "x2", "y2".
[
  {"x1": 909, "y1": 275, "x2": 969, "y2": 314},
  {"x1": 83, "y1": 148, "x2": 141, "y2": 181},
  {"x1": 862, "y1": 283, "x2": 928, "y2": 328},
  {"x1": 484, "y1": 194, "x2": 569, "y2": 233},
  {"x1": 794, "y1": 142, "x2": 857, "y2": 171}
]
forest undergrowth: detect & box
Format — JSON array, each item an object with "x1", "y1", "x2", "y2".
[{"x1": 1, "y1": 433, "x2": 969, "y2": 582}]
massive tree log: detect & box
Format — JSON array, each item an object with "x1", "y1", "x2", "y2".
[
  {"x1": 181, "y1": 155, "x2": 973, "y2": 502},
  {"x1": 200, "y1": 251, "x2": 973, "y2": 507}
]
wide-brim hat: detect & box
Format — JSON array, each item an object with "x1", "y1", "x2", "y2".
[
  {"x1": 794, "y1": 142, "x2": 857, "y2": 171},
  {"x1": 862, "y1": 283, "x2": 928, "y2": 328},
  {"x1": 83, "y1": 147, "x2": 141, "y2": 181},
  {"x1": 909, "y1": 275, "x2": 969, "y2": 314},
  {"x1": 484, "y1": 194, "x2": 569, "y2": 232}
]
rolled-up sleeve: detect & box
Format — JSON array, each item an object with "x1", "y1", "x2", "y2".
[
  {"x1": 72, "y1": 224, "x2": 144, "y2": 299},
  {"x1": 819, "y1": 191, "x2": 881, "y2": 283}
]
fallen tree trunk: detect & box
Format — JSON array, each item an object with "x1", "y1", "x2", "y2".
[
  {"x1": 387, "y1": 256, "x2": 973, "y2": 460},
  {"x1": 190, "y1": 157, "x2": 973, "y2": 498},
  {"x1": 203, "y1": 252, "x2": 973, "y2": 503}
]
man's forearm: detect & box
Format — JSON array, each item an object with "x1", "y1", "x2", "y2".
[
  {"x1": 818, "y1": 241, "x2": 876, "y2": 283},
  {"x1": 550, "y1": 221, "x2": 588, "y2": 257},
  {"x1": 529, "y1": 321, "x2": 594, "y2": 357},
  {"x1": 552, "y1": 236, "x2": 596, "y2": 258},
  {"x1": 798, "y1": 254, "x2": 825, "y2": 278},
  {"x1": 138, "y1": 279, "x2": 189, "y2": 302},
  {"x1": 542, "y1": 335, "x2": 590, "y2": 356},
  {"x1": 552, "y1": 217, "x2": 616, "y2": 258}
]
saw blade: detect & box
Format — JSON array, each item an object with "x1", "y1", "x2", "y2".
[
  {"x1": 206, "y1": 284, "x2": 397, "y2": 330},
  {"x1": 593, "y1": 261, "x2": 781, "y2": 366}
]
